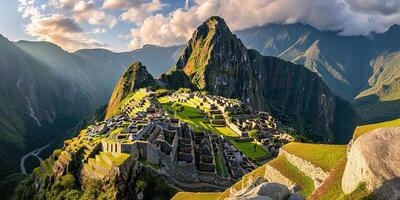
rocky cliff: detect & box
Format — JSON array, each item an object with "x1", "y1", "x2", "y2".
[
  {"x1": 161, "y1": 16, "x2": 357, "y2": 143},
  {"x1": 236, "y1": 24, "x2": 400, "y2": 124}
]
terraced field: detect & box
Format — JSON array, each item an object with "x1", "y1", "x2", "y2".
[
  {"x1": 172, "y1": 192, "x2": 222, "y2": 200},
  {"x1": 161, "y1": 102, "x2": 238, "y2": 137},
  {"x1": 197, "y1": 142, "x2": 351, "y2": 199},
  {"x1": 353, "y1": 118, "x2": 400, "y2": 140},
  {"x1": 229, "y1": 140, "x2": 269, "y2": 161},
  {"x1": 269, "y1": 155, "x2": 315, "y2": 197},
  {"x1": 282, "y1": 142, "x2": 347, "y2": 172}
]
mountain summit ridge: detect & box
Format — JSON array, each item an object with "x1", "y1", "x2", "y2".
[{"x1": 161, "y1": 16, "x2": 356, "y2": 143}]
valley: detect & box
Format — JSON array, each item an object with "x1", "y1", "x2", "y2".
[{"x1": 0, "y1": 4, "x2": 399, "y2": 199}]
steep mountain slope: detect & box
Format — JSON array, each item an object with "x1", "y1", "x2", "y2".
[
  {"x1": 0, "y1": 35, "x2": 180, "y2": 179},
  {"x1": 161, "y1": 16, "x2": 357, "y2": 143},
  {"x1": 105, "y1": 62, "x2": 158, "y2": 118},
  {"x1": 236, "y1": 23, "x2": 400, "y2": 123},
  {"x1": 236, "y1": 23, "x2": 372, "y2": 100},
  {"x1": 0, "y1": 35, "x2": 92, "y2": 179},
  {"x1": 237, "y1": 24, "x2": 400, "y2": 123},
  {"x1": 354, "y1": 51, "x2": 400, "y2": 123}
]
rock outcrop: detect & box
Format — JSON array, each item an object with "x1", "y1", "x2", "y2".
[
  {"x1": 264, "y1": 164, "x2": 297, "y2": 191},
  {"x1": 160, "y1": 16, "x2": 357, "y2": 143},
  {"x1": 342, "y1": 127, "x2": 400, "y2": 199},
  {"x1": 227, "y1": 176, "x2": 304, "y2": 200}
]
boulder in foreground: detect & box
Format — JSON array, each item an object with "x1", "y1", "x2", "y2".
[{"x1": 342, "y1": 127, "x2": 400, "y2": 199}]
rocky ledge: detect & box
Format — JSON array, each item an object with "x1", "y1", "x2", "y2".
[
  {"x1": 227, "y1": 176, "x2": 304, "y2": 200},
  {"x1": 342, "y1": 127, "x2": 400, "y2": 199}
]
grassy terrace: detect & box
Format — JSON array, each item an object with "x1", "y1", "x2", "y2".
[
  {"x1": 353, "y1": 118, "x2": 400, "y2": 140},
  {"x1": 310, "y1": 159, "x2": 372, "y2": 200},
  {"x1": 230, "y1": 140, "x2": 269, "y2": 161},
  {"x1": 107, "y1": 90, "x2": 147, "y2": 118},
  {"x1": 269, "y1": 156, "x2": 315, "y2": 198},
  {"x1": 282, "y1": 142, "x2": 347, "y2": 172},
  {"x1": 172, "y1": 192, "x2": 221, "y2": 200},
  {"x1": 161, "y1": 102, "x2": 239, "y2": 137}
]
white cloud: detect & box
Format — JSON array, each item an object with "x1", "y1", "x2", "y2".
[
  {"x1": 120, "y1": 0, "x2": 166, "y2": 24},
  {"x1": 92, "y1": 28, "x2": 108, "y2": 34},
  {"x1": 26, "y1": 14, "x2": 107, "y2": 51},
  {"x1": 346, "y1": 0, "x2": 400, "y2": 15},
  {"x1": 51, "y1": 0, "x2": 119, "y2": 28},
  {"x1": 103, "y1": 0, "x2": 154, "y2": 10},
  {"x1": 18, "y1": 0, "x2": 108, "y2": 51},
  {"x1": 50, "y1": 0, "x2": 77, "y2": 10},
  {"x1": 17, "y1": 0, "x2": 400, "y2": 51},
  {"x1": 127, "y1": 0, "x2": 400, "y2": 49}
]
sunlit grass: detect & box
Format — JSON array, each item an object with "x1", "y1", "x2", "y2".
[
  {"x1": 269, "y1": 155, "x2": 314, "y2": 198},
  {"x1": 282, "y1": 142, "x2": 347, "y2": 172},
  {"x1": 353, "y1": 118, "x2": 400, "y2": 140},
  {"x1": 230, "y1": 140, "x2": 268, "y2": 160},
  {"x1": 172, "y1": 192, "x2": 222, "y2": 200}
]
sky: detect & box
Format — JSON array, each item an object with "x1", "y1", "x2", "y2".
[{"x1": 1, "y1": 0, "x2": 400, "y2": 52}]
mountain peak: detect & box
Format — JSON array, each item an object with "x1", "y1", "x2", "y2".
[
  {"x1": 193, "y1": 16, "x2": 232, "y2": 40},
  {"x1": 174, "y1": 16, "x2": 245, "y2": 89},
  {"x1": 105, "y1": 61, "x2": 157, "y2": 118}
]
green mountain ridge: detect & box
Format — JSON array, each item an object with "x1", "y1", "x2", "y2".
[
  {"x1": 236, "y1": 23, "x2": 400, "y2": 123},
  {"x1": 161, "y1": 16, "x2": 357, "y2": 143}
]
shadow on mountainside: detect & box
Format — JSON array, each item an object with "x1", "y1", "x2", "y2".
[{"x1": 354, "y1": 95, "x2": 400, "y2": 125}]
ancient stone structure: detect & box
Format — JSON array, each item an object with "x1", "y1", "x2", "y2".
[{"x1": 279, "y1": 149, "x2": 328, "y2": 188}]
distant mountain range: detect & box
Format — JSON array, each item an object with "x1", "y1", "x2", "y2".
[
  {"x1": 235, "y1": 23, "x2": 400, "y2": 123},
  {"x1": 0, "y1": 35, "x2": 180, "y2": 178}
]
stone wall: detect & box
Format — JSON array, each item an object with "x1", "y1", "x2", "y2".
[
  {"x1": 198, "y1": 171, "x2": 232, "y2": 188},
  {"x1": 264, "y1": 164, "x2": 297, "y2": 191},
  {"x1": 280, "y1": 149, "x2": 328, "y2": 187}
]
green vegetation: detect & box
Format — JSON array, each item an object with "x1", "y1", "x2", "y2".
[
  {"x1": 230, "y1": 139, "x2": 268, "y2": 161},
  {"x1": 214, "y1": 148, "x2": 228, "y2": 177},
  {"x1": 282, "y1": 142, "x2": 347, "y2": 172},
  {"x1": 214, "y1": 126, "x2": 238, "y2": 137},
  {"x1": 352, "y1": 118, "x2": 400, "y2": 140},
  {"x1": 106, "y1": 88, "x2": 147, "y2": 119},
  {"x1": 172, "y1": 192, "x2": 221, "y2": 200},
  {"x1": 162, "y1": 102, "x2": 239, "y2": 137},
  {"x1": 309, "y1": 159, "x2": 373, "y2": 200},
  {"x1": 269, "y1": 156, "x2": 315, "y2": 198},
  {"x1": 0, "y1": 173, "x2": 26, "y2": 200},
  {"x1": 248, "y1": 129, "x2": 261, "y2": 139},
  {"x1": 136, "y1": 169, "x2": 178, "y2": 200}
]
